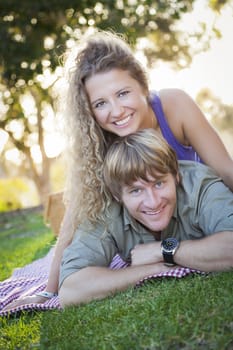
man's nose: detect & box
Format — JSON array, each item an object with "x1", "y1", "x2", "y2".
[{"x1": 144, "y1": 189, "x2": 160, "y2": 208}]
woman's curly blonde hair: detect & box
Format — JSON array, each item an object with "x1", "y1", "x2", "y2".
[{"x1": 60, "y1": 30, "x2": 149, "y2": 232}]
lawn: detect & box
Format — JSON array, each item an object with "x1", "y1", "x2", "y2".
[{"x1": 0, "y1": 210, "x2": 232, "y2": 350}]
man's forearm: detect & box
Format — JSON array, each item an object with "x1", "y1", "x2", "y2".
[
  {"x1": 59, "y1": 263, "x2": 173, "y2": 307},
  {"x1": 59, "y1": 231, "x2": 233, "y2": 307},
  {"x1": 175, "y1": 231, "x2": 233, "y2": 271},
  {"x1": 131, "y1": 231, "x2": 233, "y2": 272}
]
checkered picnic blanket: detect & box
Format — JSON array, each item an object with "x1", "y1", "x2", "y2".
[{"x1": 0, "y1": 247, "x2": 199, "y2": 316}]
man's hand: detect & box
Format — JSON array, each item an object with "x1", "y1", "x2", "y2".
[{"x1": 131, "y1": 242, "x2": 162, "y2": 266}]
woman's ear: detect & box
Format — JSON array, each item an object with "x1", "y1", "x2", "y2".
[
  {"x1": 176, "y1": 173, "x2": 180, "y2": 184},
  {"x1": 114, "y1": 195, "x2": 120, "y2": 202}
]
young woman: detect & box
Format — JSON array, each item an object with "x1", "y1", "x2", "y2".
[{"x1": 3, "y1": 30, "x2": 233, "y2": 311}]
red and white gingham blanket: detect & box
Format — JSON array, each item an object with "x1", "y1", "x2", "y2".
[{"x1": 0, "y1": 247, "x2": 199, "y2": 316}]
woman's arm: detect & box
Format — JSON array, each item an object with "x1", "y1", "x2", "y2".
[
  {"x1": 45, "y1": 204, "x2": 74, "y2": 293},
  {"x1": 160, "y1": 88, "x2": 233, "y2": 191}
]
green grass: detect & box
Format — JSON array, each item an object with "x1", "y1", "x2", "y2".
[
  {"x1": 0, "y1": 211, "x2": 54, "y2": 280},
  {"x1": 0, "y1": 211, "x2": 232, "y2": 350}
]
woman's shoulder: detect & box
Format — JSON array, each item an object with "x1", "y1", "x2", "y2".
[
  {"x1": 158, "y1": 88, "x2": 192, "y2": 107},
  {"x1": 157, "y1": 88, "x2": 193, "y2": 143}
]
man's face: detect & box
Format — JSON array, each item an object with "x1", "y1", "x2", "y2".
[{"x1": 121, "y1": 173, "x2": 177, "y2": 233}]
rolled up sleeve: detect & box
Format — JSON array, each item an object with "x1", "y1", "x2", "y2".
[
  {"x1": 59, "y1": 223, "x2": 119, "y2": 288},
  {"x1": 198, "y1": 181, "x2": 233, "y2": 234}
]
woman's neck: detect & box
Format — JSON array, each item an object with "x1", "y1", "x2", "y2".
[{"x1": 148, "y1": 106, "x2": 159, "y2": 131}]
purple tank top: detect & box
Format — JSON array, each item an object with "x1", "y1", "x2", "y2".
[{"x1": 150, "y1": 91, "x2": 203, "y2": 163}]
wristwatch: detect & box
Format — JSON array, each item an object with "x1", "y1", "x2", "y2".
[{"x1": 161, "y1": 237, "x2": 179, "y2": 265}]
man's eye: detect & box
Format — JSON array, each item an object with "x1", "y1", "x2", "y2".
[
  {"x1": 119, "y1": 90, "x2": 129, "y2": 97},
  {"x1": 155, "y1": 181, "x2": 163, "y2": 188},
  {"x1": 130, "y1": 188, "x2": 141, "y2": 195}
]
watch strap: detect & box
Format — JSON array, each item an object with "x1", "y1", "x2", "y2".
[
  {"x1": 161, "y1": 238, "x2": 179, "y2": 265},
  {"x1": 162, "y1": 251, "x2": 175, "y2": 265}
]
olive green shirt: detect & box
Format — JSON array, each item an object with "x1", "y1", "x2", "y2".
[{"x1": 60, "y1": 161, "x2": 233, "y2": 287}]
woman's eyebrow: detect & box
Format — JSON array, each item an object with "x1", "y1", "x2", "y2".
[{"x1": 90, "y1": 97, "x2": 103, "y2": 106}]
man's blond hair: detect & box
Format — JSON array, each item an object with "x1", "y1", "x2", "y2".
[{"x1": 103, "y1": 128, "x2": 179, "y2": 200}]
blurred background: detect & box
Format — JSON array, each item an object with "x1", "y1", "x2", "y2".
[{"x1": 0, "y1": 0, "x2": 232, "y2": 212}]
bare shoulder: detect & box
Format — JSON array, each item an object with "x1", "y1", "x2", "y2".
[
  {"x1": 158, "y1": 88, "x2": 195, "y2": 112},
  {"x1": 157, "y1": 88, "x2": 196, "y2": 143},
  {"x1": 158, "y1": 87, "x2": 204, "y2": 127}
]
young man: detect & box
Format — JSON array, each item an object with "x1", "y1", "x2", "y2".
[{"x1": 59, "y1": 129, "x2": 233, "y2": 307}]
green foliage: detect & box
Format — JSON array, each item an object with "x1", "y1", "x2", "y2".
[
  {"x1": 196, "y1": 89, "x2": 233, "y2": 156},
  {"x1": 209, "y1": 0, "x2": 230, "y2": 11},
  {"x1": 1, "y1": 0, "x2": 221, "y2": 87},
  {"x1": 0, "y1": 178, "x2": 29, "y2": 212},
  {"x1": 196, "y1": 89, "x2": 233, "y2": 127},
  {"x1": 197, "y1": 90, "x2": 233, "y2": 133}
]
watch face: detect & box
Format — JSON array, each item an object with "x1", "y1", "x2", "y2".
[{"x1": 163, "y1": 238, "x2": 178, "y2": 252}]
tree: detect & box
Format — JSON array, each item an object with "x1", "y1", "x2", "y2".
[
  {"x1": 1, "y1": 0, "x2": 228, "y2": 84},
  {"x1": 196, "y1": 89, "x2": 233, "y2": 132},
  {"x1": 196, "y1": 88, "x2": 233, "y2": 155},
  {"x1": 0, "y1": 0, "x2": 231, "y2": 205}
]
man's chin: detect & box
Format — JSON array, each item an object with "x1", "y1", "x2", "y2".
[
  {"x1": 145, "y1": 220, "x2": 169, "y2": 233},
  {"x1": 138, "y1": 223, "x2": 161, "y2": 233}
]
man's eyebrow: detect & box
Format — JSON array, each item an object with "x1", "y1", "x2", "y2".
[
  {"x1": 148, "y1": 173, "x2": 167, "y2": 180},
  {"x1": 122, "y1": 182, "x2": 139, "y2": 191},
  {"x1": 122, "y1": 183, "x2": 134, "y2": 189},
  {"x1": 122, "y1": 174, "x2": 167, "y2": 188},
  {"x1": 153, "y1": 175, "x2": 166, "y2": 181}
]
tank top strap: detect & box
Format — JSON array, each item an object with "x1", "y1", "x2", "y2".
[{"x1": 149, "y1": 91, "x2": 203, "y2": 162}]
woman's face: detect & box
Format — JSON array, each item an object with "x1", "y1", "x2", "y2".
[{"x1": 85, "y1": 69, "x2": 154, "y2": 137}]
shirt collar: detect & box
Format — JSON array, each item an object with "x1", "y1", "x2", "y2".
[
  {"x1": 161, "y1": 191, "x2": 179, "y2": 238},
  {"x1": 123, "y1": 206, "x2": 150, "y2": 234}
]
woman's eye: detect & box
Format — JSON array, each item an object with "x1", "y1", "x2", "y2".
[{"x1": 94, "y1": 101, "x2": 105, "y2": 109}]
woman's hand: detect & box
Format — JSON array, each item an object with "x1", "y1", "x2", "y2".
[{"x1": 1, "y1": 294, "x2": 50, "y2": 312}]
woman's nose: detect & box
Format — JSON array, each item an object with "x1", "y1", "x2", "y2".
[{"x1": 110, "y1": 100, "x2": 124, "y2": 117}]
